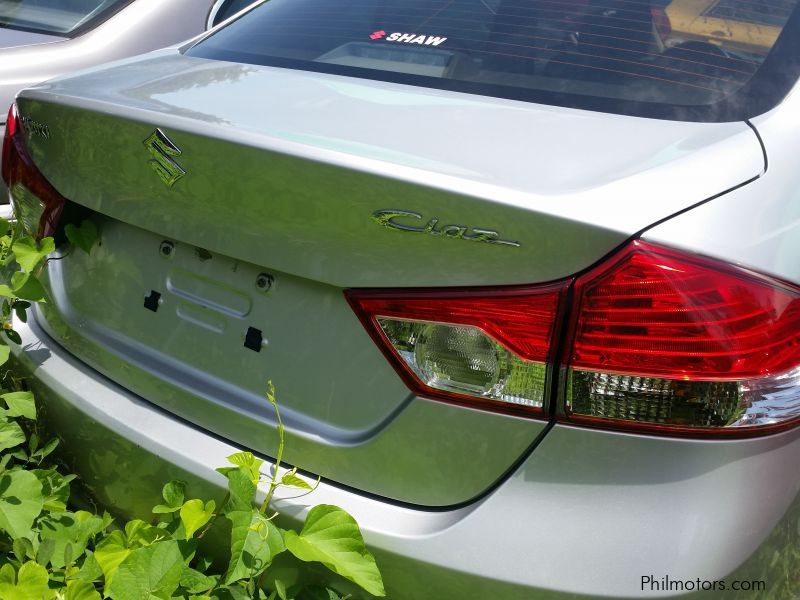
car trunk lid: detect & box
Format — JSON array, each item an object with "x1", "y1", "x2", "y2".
[{"x1": 13, "y1": 52, "x2": 765, "y2": 505}]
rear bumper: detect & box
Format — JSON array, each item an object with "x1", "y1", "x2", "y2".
[{"x1": 12, "y1": 315, "x2": 800, "y2": 599}]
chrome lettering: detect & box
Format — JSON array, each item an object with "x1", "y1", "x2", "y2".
[
  {"x1": 371, "y1": 210, "x2": 520, "y2": 247},
  {"x1": 20, "y1": 116, "x2": 51, "y2": 140}
]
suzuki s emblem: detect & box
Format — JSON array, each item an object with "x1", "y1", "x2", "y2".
[
  {"x1": 143, "y1": 129, "x2": 186, "y2": 187},
  {"x1": 371, "y1": 209, "x2": 520, "y2": 247}
]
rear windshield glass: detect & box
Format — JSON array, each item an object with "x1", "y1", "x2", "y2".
[
  {"x1": 0, "y1": 0, "x2": 131, "y2": 36},
  {"x1": 186, "y1": 0, "x2": 800, "y2": 121}
]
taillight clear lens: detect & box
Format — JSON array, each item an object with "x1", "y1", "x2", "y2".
[
  {"x1": 347, "y1": 286, "x2": 565, "y2": 415},
  {"x1": 565, "y1": 241, "x2": 800, "y2": 435},
  {"x1": 1, "y1": 103, "x2": 65, "y2": 238},
  {"x1": 378, "y1": 319, "x2": 547, "y2": 407}
]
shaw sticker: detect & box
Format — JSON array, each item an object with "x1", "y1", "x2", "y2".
[{"x1": 369, "y1": 31, "x2": 448, "y2": 46}]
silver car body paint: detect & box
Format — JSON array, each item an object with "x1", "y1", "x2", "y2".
[
  {"x1": 6, "y1": 27, "x2": 799, "y2": 600},
  {"x1": 0, "y1": 28, "x2": 64, "y2": 50},
  {"x1": 0, "y1": 0, "x2": 253, "y2": 200},
  {"x1": 644, "y1": 86, "x2": 800, "y2": 288},
  {"x1": 17, "y1": 52, "x2": 764, "y2": 288}
]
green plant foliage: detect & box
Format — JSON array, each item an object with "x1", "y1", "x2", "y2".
[
  {"x1": 0, "y1": 380, "x2": 384, "y2": 600},
  {"x1": 0, "y1": 226, "x2": 386, "y2": 598},
  {"x1": 0, "y1": 470, "x2": 43, "y2": 538},
  {"x1": 152, "y1": 481, "x2": 186, "y2": 515},
  {"x1": 11, "y1": 236, "x2": 55, "y2": 273},
  {"x1": 284, "y1": 506, "x2": 385, "y2": 597},
  {"x1": 64, "y1": 221, "x2": 99, "y2": 255},
  {"x1": 0, "y1": 560, "x2": 53, "y2": 599},
  {"x1": 180, "y1": 499, "x2": 215, "y2": 540},
  {"x1": 224, "y1": 511, "x2": 284, "y2": 585}
]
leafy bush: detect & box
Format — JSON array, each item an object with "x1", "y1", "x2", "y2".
[{"x1": 0, "y1": 219, "x2": 385, "y2": 599}]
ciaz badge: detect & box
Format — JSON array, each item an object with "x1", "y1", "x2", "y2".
[{"x1": 371, "y1": 209, "x2": 520, "y2": 247}]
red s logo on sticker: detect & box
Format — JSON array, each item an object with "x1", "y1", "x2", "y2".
[{"x1": 369, "y1": 30, "x2": 386, "y2": 39}]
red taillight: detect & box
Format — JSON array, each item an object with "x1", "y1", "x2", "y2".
[
  {"x1": 565, "y1": 241, "x2": 800, "y2": 436},
  {"x1": 348, "y1": 241, "x2": 800, "y2": 436},
  {"x1": 2, "y1": 103, "x2": 66, "y2": 238},
  {"x1": 1, "y1": 104, "x2": 19, "y2": 185},
  {"x1": 346, "y1": 285, "x2": 567, "y2": 416},
  {"x1": 569, "y1": 241, "x2": 800, "y2": 381}
]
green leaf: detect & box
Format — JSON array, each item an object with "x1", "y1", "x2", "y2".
[
  {"x1": 2, "y1": 391, "x2": 36, "y2": 420},
  {"x1": 284, "y1": 505, "x2": 385, "y2": 597},
  {"x1": 301, "y1": 586, "x2": 345, "y2": 600},
  {"x1": 13, "y1": 301, "x2": 30, "y2": 324},
  {"x1": 209, "y1": 585, "x2": 251, "y2": 600},
  {"x1": 163, "y1": 480, "x2": 186, "y2": 507},
  {"x1": 39, "y1": 511, "x2": 105, "y2": 568},
  {"x1": 124, "y1": 519, "x2": 165, "y2": 547},
  {"x1": 64, "y1": 580, "x2": 102, "y2": 600},
  {"x1": 11, "y1": 271, "x2": 28, "y2": 291},
  {"x1": 0, "y1": 345, "x2": 10, "y2": 367},
  {"x1": 280, "y1": 469, "x2": 313, "y2": 491},
  {"x1": 13, "y1": 273, "x2": 45, "y2": 302},
  {"x1": 31, "y1": 467, "x2": 69, "y2": 490},
  {"x1": 0, "y1": 563, "x2": 14, "y2": 586},
  {"x1": 32, "y1": 468, "x2": 73, "y2": 512},
  {"x1": 31, "y1": 437, "x2": 59, "y2": 463},
  {"x1": 226, "y1": 452, "x2": 264, "y2": 484},
  {"x1": 274, "y1": 579, "x2": 288, "y2": 600},
  {"x1": 0, "y1": 418, "x2": 25, "y2": 452},
  {"x1": 0, "y1": 469, "x2": 44, "y2": 538},
  {"x1": 224, "y1": 510, "x2": 285, "y2": 585},
  {"x1": 180, "y1": 567, "x2": 218, "y2": 594},
  {"x1": 194, "y1": 555, "x2": 213, "y2": 574},
  {"x1": 12, "y1": 536, "x2": 34, "y2": 562},
  {"x1": 94, "y1": 530, "x2": 130, "y2": 590},
  {"x1": 65, "y1": 221, "x2": 99, "y2": 255},
  {"x1": 180, "y1": 499, "x2": 215, "y2": 539},
  {"x1": 37, "y1": 538, "x2": 56, "y2": 566},
  {"x1": 107, "y1": 540, "x2": 185, "y2": 600},
  {"x1": 72, "y1": 550, "x2": 104, "y2": 583},
  {"x1": 152, "y1": 480, "x2": 185, "y2": 514},
  {"x1": 4, "y1": 329, "x2": 21, "y2": 345},
  {"x1": 12, "y1": 236, "x2": 55, "y2": 272},
  {"x1": 0, "y1": 561, "x2": 54, "y2": 599},
  {"x1": 218, "y1": 467, "x2": 256, "y2": 514}
]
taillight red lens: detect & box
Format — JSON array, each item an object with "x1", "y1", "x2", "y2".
[
  {"x1": 564, "y1": 241, "x2": 800, "y2": 435},
  {"x1": 347, "y1": 285, "x2": 566, "y2": 415},
  {"x1": 2, "y1": 103, "x2": 66, "y2": 238},
  {"x1": 570, "y1": 241, "x2": 800, "y2": 381},
  {"x1": 1, "y1": 104, "x2": 19, "y2": 185}
]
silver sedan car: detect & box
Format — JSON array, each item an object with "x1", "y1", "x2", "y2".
[
  {"x1": 0, "y1": 0, "x2": 257, "y2": 207},
  {"x1": 4, "y1": 0, "x2": 800, "y2": 597}
]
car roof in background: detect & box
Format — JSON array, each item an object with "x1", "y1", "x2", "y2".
[{"x1": 0, "y1": 0, "x2": 135, "y2": 38}]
